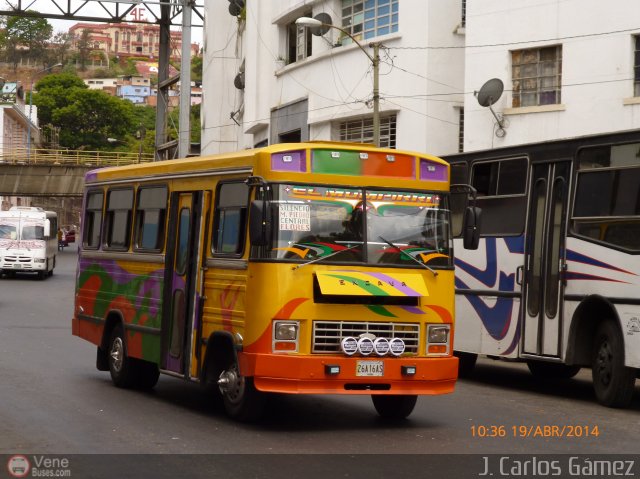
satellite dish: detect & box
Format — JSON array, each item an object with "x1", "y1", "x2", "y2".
[
  {"x1": 234, "y1": 72, "x2": 245, "y2": 90},
  {"x1": 228, "y1": 0, "x2": 244, "y2": 16},
  {"x1": 310, "y1": 13, "x2": 332, "y2": 36},
  {"x1": 476, "y1": 78, "x2": 504, "y2": 107},
  {"x1": 476, "y1": 78, "x2": 506, "y2": 137}
]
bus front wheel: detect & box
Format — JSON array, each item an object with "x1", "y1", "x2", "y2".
[
  {"x1": 218, "y1": 362, "x2": 265, "y2": 421},
  {"x1": 527, "y1": 360, "x2": 581, "y2": 379},
  {"x1": 371, "y1": 394, "x2": 417, "y2": 419},
  {"x1": 592, "y1": 321, "x2": 636, "y2": 408}
]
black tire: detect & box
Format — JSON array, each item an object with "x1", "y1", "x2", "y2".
[
  {"x1": 218, "y1": 362, "x2": 265, "y2": 422},
  {"x1": 592, "y1": 321, "x2": 636, "y2": 408},
  {"x1": 455, "y1": 351, "x2": 478, "y2": 378},
  {"x1": 371, "y1": 394, "x2": 417, "y2": 419},
  {"x1": 134, "y1": 359, "x2": 160, "y2": 390},
  {"x1": 108, "y1": 325, "x2": 137, "y2": 388},
  {"x1": 527, "y1": 360, "x2": 581, "y2": 379}
]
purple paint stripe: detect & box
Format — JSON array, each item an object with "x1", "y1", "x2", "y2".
[{"x1": 401, "y1": 306, "x2": 426, "y2": 315}]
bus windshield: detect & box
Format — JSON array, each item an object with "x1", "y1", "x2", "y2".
[{"x1": 259, "y1": 184, "x2": 452, "y2": 268}]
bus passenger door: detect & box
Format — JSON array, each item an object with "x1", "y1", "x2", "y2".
[
  {"x1": 161, "y1": 192, "x2": 204, "y2": 376},
  {"x1": 523, "y1": 161, "x2": 571, "y2": 357}
]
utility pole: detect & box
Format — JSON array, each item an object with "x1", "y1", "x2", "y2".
[{"x1": 371, "y1": 42, "x2": 380, "y2": 147}]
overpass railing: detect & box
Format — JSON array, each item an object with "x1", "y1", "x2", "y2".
[{"x1": 0, "y1": 147, "x2": 154, "y2": 167}]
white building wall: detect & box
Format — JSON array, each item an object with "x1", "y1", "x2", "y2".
[
  {"x1": 464, "y1": 0, "x2": 640, "y2": 152},
  {"x1": 202, "y1": 0, "x2": 465, "y2": 157}
]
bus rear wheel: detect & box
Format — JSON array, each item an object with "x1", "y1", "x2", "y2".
[
  {"x1": 218, "y1": 362, "x2": 265, "y2": 421},
  {"x1": 592, "y1": 321, "x2": 636, "y2": 408},
  {"x1": 371, "y1": 394, "x2": 417, "y2": 419}
]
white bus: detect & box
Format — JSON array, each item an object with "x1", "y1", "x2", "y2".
[
  {"x1": 446, "y1": 129, "x2": 640, "y2": 408},
  {"x1": 0, "y1": 206, "x2": 58, "y2": 279}
]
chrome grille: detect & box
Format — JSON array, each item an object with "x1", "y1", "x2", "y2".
[
  {"x1": 5, "y1": 255, "x2": 31, "y2": 262},
  {"x1": 312, "y1": 321, "x2": 420, "y2": 354}
]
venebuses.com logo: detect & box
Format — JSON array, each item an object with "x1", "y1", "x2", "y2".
[
  {"x1": 6, "y1": 454, "x2": 71, "y2": 477},
  {"x1": 7, "y1": 455, "x2": 30, "y2": 478}
]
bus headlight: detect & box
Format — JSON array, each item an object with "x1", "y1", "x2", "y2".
[
  {"x1": 427, "y1": 324, "x2": 450, "y2": 355},
  {"x1": 274, "y1": 321, "x2": 298, "y2": 340},
  {"x1": 273, "y1": 321, "x2": 300, "y2": 353},
  {"x1": 34, "y1": 258, "x2": 46, "y2": 263}
]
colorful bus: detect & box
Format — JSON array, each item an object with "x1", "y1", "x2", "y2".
[
  {"x1": 72, "y1": 141, "x2": 479, "y2": 420},
  {"x1": 445, "y1": 129, "x2": 640, "y2": 408},
  {"x1": 0, "y1": 206, "x2": 58, "y2": 279}
]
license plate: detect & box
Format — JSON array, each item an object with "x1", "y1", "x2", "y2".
[
  {"x1": 356, "y1": 360, "x2": 384, "y2": 377},
  {"x1": 10, "y1": 264, "x2": 20, "y2": 269}
]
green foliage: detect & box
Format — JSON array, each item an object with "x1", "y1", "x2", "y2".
[
  {"x1": 191, "y1": 55, "x2": 203, "y2": 82},
  {"x1": 5, "y1": 14, "x2": 53, "y2": 69},
  {"x1": 54, "y1": 90, "x2": 137, "y2": 149},
  {"x1": 34, "y1": 73, "x2": 137, "y2": 150},
  {"x1": 33, "y1": 73, "x2": 88, "y2": 126},
  {"x1": 131, "y1": 105, "x2": 157, "y2": 133}
]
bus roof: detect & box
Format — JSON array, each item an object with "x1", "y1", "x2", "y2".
[{"x1": 86, "y1": 141, "x2": 450, "y2": 191}]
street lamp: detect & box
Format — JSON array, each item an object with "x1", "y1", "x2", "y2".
[
  {"x1": 296, "y1": 17, "x2": 380, "y2": 147},
  {"x1": 27, "y1": 63, "x2": 63, "y2": 162}
]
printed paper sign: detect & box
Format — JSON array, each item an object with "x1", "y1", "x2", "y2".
[{"x1": 279, "y1": 204, "x2": 311, "y2": 231}]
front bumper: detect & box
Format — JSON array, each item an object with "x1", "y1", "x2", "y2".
[
  {"x1": 239, "y1": 353, "x2": 458, "y2": 395},
  {"x1": 0, "y1": 260, "x2": 46, "y2": 272}
]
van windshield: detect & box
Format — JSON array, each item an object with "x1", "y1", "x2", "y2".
[{"x1": 0, "y1": 220, "x2": 44, "y2": 240}]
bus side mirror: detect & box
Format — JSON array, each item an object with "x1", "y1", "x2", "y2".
[
  {"x1": 463, "y1": 206, "x2": 481, "y2": 250},
  {"x1": 44, "y1": 220, "x2": 51, "y2": 238},
  {"x1": 249, "y1": 200, "x2": 272, "y2": 246}
]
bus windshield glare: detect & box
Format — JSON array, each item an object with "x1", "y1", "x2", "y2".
[{"x1": 259, "y1": 184, "x2": 452, "y2": 268}]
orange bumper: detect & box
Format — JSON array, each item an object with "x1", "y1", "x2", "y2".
[{"x1": 239, "y1": 353, "x2": 458, "y2": 395}]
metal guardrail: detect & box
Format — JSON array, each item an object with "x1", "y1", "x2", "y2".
[{"x1": 0, "y1": 148, "x2": 154, "y2": 167}]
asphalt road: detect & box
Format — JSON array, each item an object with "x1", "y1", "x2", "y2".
[{"x1": 1, "y1": 245, "x2": 639, "y2": 477}]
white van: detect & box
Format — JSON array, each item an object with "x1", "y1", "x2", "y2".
[{"x1": 0, "y1": 207, "x2": 58, "y2": 279}]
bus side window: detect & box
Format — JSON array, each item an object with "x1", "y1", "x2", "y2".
[
  {"x1": 104, "y1": 188, "x2": 134, "y2": 251},
  {"x1": 84, "y1": 190, "x2": 105, "y2": 249},
  {"x1": 212, "y1": 182, "x2": 249, "y2": 255},
  {"x1": 134, "y1": 185, "x2": 168, "y2": 252}
]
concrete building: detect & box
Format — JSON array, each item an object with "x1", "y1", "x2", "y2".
[
  {"x1": 85, "y1": 78, "x2": 118, "y2": 91},
  {"x1": 202, "y1": 0, "x2": 640, "y2": 158},
  {"x1": 201, "y1": 0, "x2": 465, "y2": 156},
  {"x1": 69, "y1": 22, "x2": 199, "y2": 63},
  {"x1": 0, "y1": 94, "x2": 37, "y2": 210},
  {"x1": 462, "y1": 0, "x2": 640, "y2": 152}
]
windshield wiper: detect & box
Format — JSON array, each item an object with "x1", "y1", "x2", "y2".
[
  {"x1": 291, "y1": 243, "x2": 362, "y2": 271},
  {"x1": 378, "y1": 236, "x2": 438, "y2": 277}
]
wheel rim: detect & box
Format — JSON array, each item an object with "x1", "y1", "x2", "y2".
[
  {"x1": 596, "y1": 339, "x2": 613, "y2": 386},
  {"x1": 110, "y1": 337, "x2": 124, "y2": 373},
  {"x1": 219, "y1": 365, "x2": 245, "y2": 405}
]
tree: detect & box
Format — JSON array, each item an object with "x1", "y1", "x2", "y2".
[
  {"x1": 191, "y1": 55, "x2": 203, "y2": 83},
  {"x1": 53, "y1": 89, "x2": 137, "y2": 149},
  {"x1": 5, "y1": 14, "x2": 53, "y2": 69},
  {"x1": 76, "y1": 29, "x2": 92, "y2": 71},
  {"x1": 33, "y1": 73, "x2": 88, "y2": 127},
  {"x1": 34, "y1": 73, "x2": 137, "y2": 150},
  {"x1": 48, "y1": 32, "x2": 73, "y2": 66}
]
